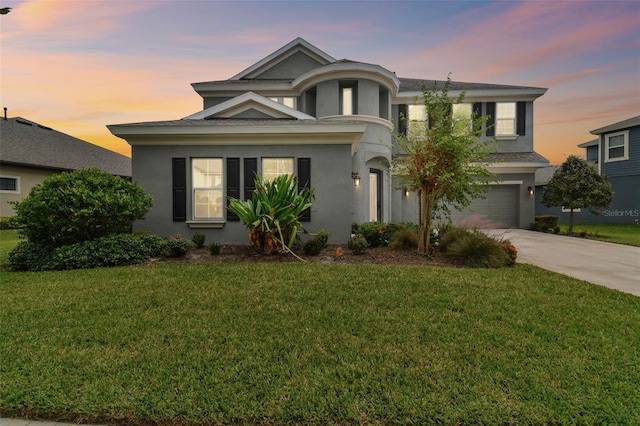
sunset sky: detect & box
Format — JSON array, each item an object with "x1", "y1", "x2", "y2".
[{"x1": 1, "y1": 0, "x2": 638, "y2": 165}]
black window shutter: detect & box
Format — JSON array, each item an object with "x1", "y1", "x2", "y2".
[
  {"x1": 516, "y1": 101, "x2": 526, "y2": 136},
  {"x1": 398, "y1": 104, "x2": 407, "y2": 135},
  {"x1": 172, "y1": 158, "x2": 187, "y2": 222},
  {"x1": 297, "y1": 158, "x2": 311, "y2": 222},
  {"x1": 244, "y1": 158, "x2": 257, "y2": 200},
  {"x1": 472, "y1": 103, "x2": 482, "y2": 128},
  {"x1": 485, "y1": 102, "x2": 496, "y2": 137},
  {"x1": 226, "y1": 158, "x2": 240, "y2": 221}
]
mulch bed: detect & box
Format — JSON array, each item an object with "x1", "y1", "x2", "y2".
[{"x1": 156, "y1": 244, "x2": 462, "y2": 268}]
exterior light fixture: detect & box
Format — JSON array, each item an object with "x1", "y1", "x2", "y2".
[
  {"x1": 404, "y1": 188, "x2": 410, "y2": 197},
  {"x1": 351, "y1": 172, "x2": 361, "y2": 187},
  {"x1": 528, "y1": 186, "x2": 535, "y2": 196}
]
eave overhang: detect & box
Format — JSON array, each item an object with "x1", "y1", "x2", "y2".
[
  {"x1": 107, "y1": 121, "x2": 368, "y2": 156},
  {"x1": 293, "y1": 62, "x2": 400, "y2": 95},
  {"x1": 394, "y1": 87, "x2": 547, "y2": 103}
]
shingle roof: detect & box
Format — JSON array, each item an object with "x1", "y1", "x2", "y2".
[
  {"x1": 484, "y1": 151, "x2": 550, "y2": 164},
  {"x1": 1, "y1": 117, "x2": 131, "y2": 176},
  {"x1": 590, "y1": 115, "x2": 640, "y2": 135},
  {"x1": 398, "y1": 78, "x2": 545, "y2": 92}
]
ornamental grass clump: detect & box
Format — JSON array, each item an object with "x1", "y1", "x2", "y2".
[{"x1": 227, "y1": 174, "x2": 314, "y2": 258}]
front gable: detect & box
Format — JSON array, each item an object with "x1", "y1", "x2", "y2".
[
  {"x1": 231, "y1": 37, "x2": 335, "y2": 81},
  {"x1": 183, "y1": 92, "x2": 315, "y2": 120}
]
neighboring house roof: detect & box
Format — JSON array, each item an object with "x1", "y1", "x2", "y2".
[
  {"x1": 1, "y1": 117, "x2": 131, "y2": 177},
  {"x1": 578, "y1": 139, "x2": 599, "y2": 148},
  {"x1": 535, "y1": 165, "x2": 560, "y2": 186},
  {"x1": 590, "y1": 115, "x2": 640, "y2": 135}
]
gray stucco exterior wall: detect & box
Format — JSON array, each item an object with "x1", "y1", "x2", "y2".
[{"x1": 132, "y1": 143, "x2": 355, "y2": 244}]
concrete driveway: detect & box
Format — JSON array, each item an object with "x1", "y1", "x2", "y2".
[{"x1": 486, "y1": 229, "x2": 640, "y2": 297}]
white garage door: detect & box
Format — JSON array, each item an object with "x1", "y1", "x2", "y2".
[{"x1": 449, "y1": 185, "x2": 518, "y2": 228}]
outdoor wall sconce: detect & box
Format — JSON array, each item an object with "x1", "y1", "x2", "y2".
[
  {"x1": 404, "y1": 188, "x2": 410, "y2": 197},
  {"x1": 528, "y1": 186, "x2": 535, "y2": 196},
  {"x1": 351, "y1": 172, "x2": 361, "y2": 187}
]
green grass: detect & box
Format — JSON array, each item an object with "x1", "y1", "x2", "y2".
[
  {"x1": 559, "y1": 222, "x2": 640, "y2": 247},
  {"x1": 1, "y1": 263, "x2": 638, "y2": 425},
  {"x1": 0, "y1": 229, "x2": 20, "y2": 267}
]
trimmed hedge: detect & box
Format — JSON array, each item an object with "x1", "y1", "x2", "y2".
[{"x1": 8, "y1": 233, "x2": 167, "y2": 271}]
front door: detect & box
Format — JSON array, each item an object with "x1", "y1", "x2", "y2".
[{"x1": 369, "y1": 169, "x2": 382, "y2": 222}]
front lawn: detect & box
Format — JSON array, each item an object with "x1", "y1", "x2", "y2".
[
  {"x1": 1, "y1": 263, "x2": 638, "y2": 425},
  {"x1": 558, "y1": 222, "x2": 640, "y2": 247},
  {"x1": 0, "y1": 229, "x2": 20, "y2": 267}
]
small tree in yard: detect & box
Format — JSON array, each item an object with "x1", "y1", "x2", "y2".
[
  {"x1": 393, "y1": 77, "x2": 495, "y2": 254},
  {"x1": 542, "y1": 155, "x2": 613, "y2": 236}
]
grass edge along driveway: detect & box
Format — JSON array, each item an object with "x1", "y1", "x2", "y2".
[{"x1": 2, "y1": 262, "x2": 639, "y2": 425}]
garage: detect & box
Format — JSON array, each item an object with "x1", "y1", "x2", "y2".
[{"x1": 449, "y1": 184, "x2": 518, "y2": 228}]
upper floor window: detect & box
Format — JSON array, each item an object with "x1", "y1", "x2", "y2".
[
  {"x1": 495, "y1": 102, "x2": 516, "y2": 136},
  {"x1": 269, "y1": 97, "x2": 296, "y2": 109},
  {"x1": 605, "y1": 131, "x2": 629, "y2": 162},
  {"x1": 0, "y1": 176, "x2": 19, "y2": 193},
  {"x1": 452, "y1": 103, "x2": 472, "y2": 133},
  {"x1": 262, "y1": 158, "x2": 294, "y2": 182},
  {"x1": 407, "y1": 104, "x2": 427, "y2": 139},
  {"x1": 192, "y1": 158, "x2": 223, "y2": 220},
  {"x1": 342, "y1": 87, "x2": 354, "y2": 115}
]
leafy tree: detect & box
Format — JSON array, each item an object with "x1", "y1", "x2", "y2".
[
  {"x1": 393, "y1": 77, "x2": 495, "y2": 254},
  {"x1": 11, "y1": 168, "x2": 153, "y2": 247},
  {"x1": 542, "y1": 155, "x2": 613, "y2": 235}
]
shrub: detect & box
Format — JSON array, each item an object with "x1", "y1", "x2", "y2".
[
  {"x1": 445, "y1": 230, "x2": 509, "y2": 268},
  {"x1": 500, "y1": 240, "x2": 518, "y2": 267},
  {"x1": 530, "y1": 215, "x2": 559, "y2": 233},
  {"x1": 303, "y1": 230, "x2": 331, "y2": 256},
  {"x1": 10, "y1": 168, "x2": 152, "y2": 247},
  {"x1": 354, "y1": 222, "x2": 404, "y2": 248},
  {"x1": 208, "y1": 241, "x2": 222, "y2": 255},
  {"x1": 348, "y1": 234, "x2": 368, "y2": 255},
  {"x1": 437, "y1": 225, "x2": 472, "y2": 253},
  {"x1": 192, "y1": 232, "x2": 206, "y2": 248},
  {"x1": 388, "y1": 229, "x2": 418, "y2": 251},
  {"x1": 7, "y1": 241, "x2": 54, "y2": 271},
  {"x1": 0, "y1": 216, "x2": 19, "y2": 230},
  {"x1": 165, "y1": 234, "x2": 192, "y2": 257},
  {"x1": 7, "y1": 233, "x2": 167, "y2": 271}
]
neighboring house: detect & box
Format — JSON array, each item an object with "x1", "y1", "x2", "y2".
[
  {"x1": 1, "y1": 115, "x2": 131, "y2": 217},
  {"x1": 108, "y1": 37, "x2": 549, "y2": 244},
  {"x1": 535, "y1": 115, "x2": 640, "y2": 223}
]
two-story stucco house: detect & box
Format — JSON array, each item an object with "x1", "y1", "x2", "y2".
[
  {"x1": 108, "y1": 38, "x2": 549, "y2": 243},
  {"x1": 537, "y1": 115, "x2": 639, "y2": 223}
]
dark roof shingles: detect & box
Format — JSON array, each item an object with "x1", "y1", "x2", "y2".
[{"x1": 1, "y1": 117, "x2": 131, "y2": 176}]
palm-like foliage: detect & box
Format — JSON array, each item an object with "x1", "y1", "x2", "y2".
[{"x1": 227, "y1": 174, "x2": 314, "y2": 257}]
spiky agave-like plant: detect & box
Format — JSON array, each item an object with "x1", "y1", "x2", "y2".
[{"x1": 228, "y1": 174, "x2": 314, "y2": 258}]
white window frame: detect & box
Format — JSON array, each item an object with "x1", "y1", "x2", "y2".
[
  {"x1": 342, "y1": 87, "x2": 354, "y2": 115},
  {"x1": 0, "y1": 175, "x2": 20, "y2": 194},
  {"x1": 604, "y1": 130, "x2": 629, "y2": 163},
  {"x1": 495, "y1": 102, "x2": 516, "y2": 136},
  {"x1": 192, "y1": 158, "x2": 224, "y2": 220},
  {"x1": 269, "y1": 97, "x2": 296, "y2": 109},
  {"x1": 262, "y1": 158, "x2": 294, "y2": 182}
]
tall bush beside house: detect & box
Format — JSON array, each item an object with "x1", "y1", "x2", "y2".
[
  {"x1": 228, "y1": 174, "x2": 314, "y2": 256},
  {"x1": 7, "y1": 168, "x2": 157, "y2": 271},
  {"x1": 11, "y1": 168, "x2": 152, "y2": 247}
]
